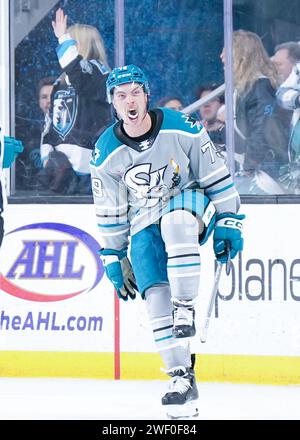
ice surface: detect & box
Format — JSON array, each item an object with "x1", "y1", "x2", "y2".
[{"x1": 0, "y1": 378, "x2": 299, "y2": 420}]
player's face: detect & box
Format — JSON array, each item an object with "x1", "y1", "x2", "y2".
[{"x1": 112, "y1": 83, "x2": 148, "y2": 126}]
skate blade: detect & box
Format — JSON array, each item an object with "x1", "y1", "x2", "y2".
[{"x1": 165, "y1": 400, "x2": 199, "y2": 420}]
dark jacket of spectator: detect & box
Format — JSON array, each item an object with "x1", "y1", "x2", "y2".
[{"x1": 234, "y1": 77, "x2": 289, "y2": 178}]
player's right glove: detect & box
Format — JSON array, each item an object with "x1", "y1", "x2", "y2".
[
  {"x1": 100, "y1": 249, "x2": 138, "y2": 301},
  {"x1": 213, "y1": 213, "x2": 245, "y2": 263}
]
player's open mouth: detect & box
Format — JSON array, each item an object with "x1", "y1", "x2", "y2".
[{"x1": 128, "y1": 109, "x2": 138, "y2": 120}]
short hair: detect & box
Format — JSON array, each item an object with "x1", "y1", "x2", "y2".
[
  {"x1": 196, "y1": 82, "x2": 224, "y2": 104},
  {"x1": 156, "y1": 95, "x2": 184, "y2": 107},
  {"x1": 37, "y1": 76, "x2": 56, "y2": 96},
  {"x1": 274, "y1": 41, "x2": 300, "y2": 63}
]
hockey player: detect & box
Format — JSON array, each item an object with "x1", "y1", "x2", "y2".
[
  {"x1": 90, "y1": 65, "x2": 245, "y2": 418},
  {"x1": 0, "y1": 128, "x2": 23, "y2": 247}
]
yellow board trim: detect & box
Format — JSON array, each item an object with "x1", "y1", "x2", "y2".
[
  {"x1": 1, "y1": 351, "x2": 300, "y2": 385},
  {"x1": 0, "y1": 351, "x2": 114, "y2": 379}
]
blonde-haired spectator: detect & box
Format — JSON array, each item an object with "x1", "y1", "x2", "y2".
[
  {"x1": 39, "y1": 8, "x2": 112, "y2": 195},
  {"x1": 220, "y1": 30, "x2": 288, "y2": 194}
]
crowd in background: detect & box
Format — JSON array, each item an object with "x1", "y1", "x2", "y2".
[{"x1": 13, "y1": 9, "x2": 300, "y2": 197}]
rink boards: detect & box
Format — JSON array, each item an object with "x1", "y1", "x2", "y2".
[{"x1": 0, "y1": 204, "x2": 299, "y2": 384}]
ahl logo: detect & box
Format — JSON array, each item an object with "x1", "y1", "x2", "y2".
[{"x1": 0, "y1": 223, "x2": 104, "y2": 302}]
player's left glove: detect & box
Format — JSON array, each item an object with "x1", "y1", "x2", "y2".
[
  {"x1": 2, "y1": 136, "x2": 24, "y2": 168},
  {"x1": 100, "y1": 248, "x2": 138, "y2": 301},
  {"x1": 213, "y1": 213, "x2": 245, "y2": 263}
]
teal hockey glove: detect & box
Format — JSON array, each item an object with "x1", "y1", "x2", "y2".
[
  {"x1": 100, "y1": 249, "x2": 138, "y2": 301},
  {"x1": 3, "y1": 136, "x2": 24, "y2": 168},
  {"x1": 213, "y1": 213, "x2": 245, "y2": 264}
]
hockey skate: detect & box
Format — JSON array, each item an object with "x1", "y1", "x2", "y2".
[
  {"x1": 162, "y1": 366, "x2": 199, "y2": 419},
  {"x1": 172, "y1": 299, "x2": 196, "y2": 338}
]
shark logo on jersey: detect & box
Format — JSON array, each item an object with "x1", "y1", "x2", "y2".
[
  {"x1": 53, "y1": 87, "x2": 78, "y2": 140},
  {"x1": 182, "y1": 114, "x2": 201, "y2": 130},
  {"x1": 124, "y1": 163, "x2": 168, "y2": 207}
]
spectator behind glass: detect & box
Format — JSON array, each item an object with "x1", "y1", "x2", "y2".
[
  {"x1": 272, "y1": 41, "x2": 300, "y2": 84},
  {"x1": 276, "y1": 59, "x2": 300, "y2": 194},
  {"x1": 270, "y1": 42, "x2": 297, "y2": 155},
  {"x1": 221, "y1": 30, "x2": 288, "y2": 195},
  {"x1": 38, "y1": 76, "x2": 56, "y2": 133},
  {"x1": 39, "y1": 8, "x2": 112, "y2": 196},
  {"x1": 15, "y1": 77, "x2": 55, "y2": 192},
  {"x1": 37, "y1": 76, "x2": 56, "y2": 139},
  {"x1": 156, "y1": 96, "x2": 184, "y2": 111},
  {"x1": 196, "y1": 82, "x2": 226, "y2": 159},
  {"x1": 38, "y1": 77, "x2": 55, "y2": 116}
]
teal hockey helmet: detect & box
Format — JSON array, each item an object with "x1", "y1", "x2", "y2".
[{"x1": 106, "y1": 64, "x2": 150, "y2": 103}]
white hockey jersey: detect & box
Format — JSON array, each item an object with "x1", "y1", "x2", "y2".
[{"x1": 90, "y1": 108, "x2": 240, "y2": 250}]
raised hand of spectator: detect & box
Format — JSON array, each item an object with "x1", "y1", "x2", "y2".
[{"x1": 51, "y1": 8, "x2": 68, "y2": 39}]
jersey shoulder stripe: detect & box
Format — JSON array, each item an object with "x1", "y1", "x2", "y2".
[
  {"x1": 56, "y1": 39, "x2": 77, "y2": 59},
  {"x1": 90, "y1": 123, "x2": 124, "y2": 167},
  {"x1": 160, "y1": 107, "x2": 203, "y2": 135}
]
